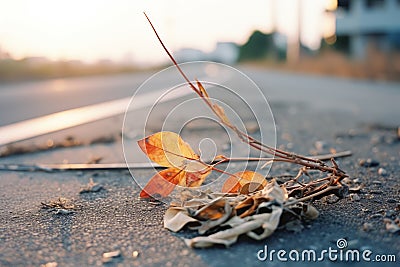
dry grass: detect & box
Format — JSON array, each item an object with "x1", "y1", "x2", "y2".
[{"x1": 245, "y1": 49, "x2": 400, "y2": 82}]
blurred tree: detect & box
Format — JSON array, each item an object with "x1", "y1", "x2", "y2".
[
  {"x1": 333, "y1": 35, "x2": 351, "y2": 55},
  {"x1": 238, "y1": 30, "x2": 274, "y2": 61}
]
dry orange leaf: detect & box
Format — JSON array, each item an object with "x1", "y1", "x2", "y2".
[
  {"x1": 138, "y1": 131, "x2": 199, "y2": 169},
  {"x1": 139, "y1": 168, "x2": 183, "y2": 198},
  {"x1": 221, "y1": 171, "x2": 267, "y2": 194},
  {"x1": 138, "y1": 131, "x2": 212, "y2": 198}
]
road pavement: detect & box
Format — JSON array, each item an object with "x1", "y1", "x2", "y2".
[{"x1": 0, "y1": 66, "x2": 399, "y2": 266}]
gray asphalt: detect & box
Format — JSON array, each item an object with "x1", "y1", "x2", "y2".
[{"x1": 0, "y1": 66, "x2": 399, "y2": 266}]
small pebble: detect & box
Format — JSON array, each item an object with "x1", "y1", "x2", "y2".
[
  {"x1": 41, "y1": 262, "x2": 57, "y2": 267},
  {"x1": 372, "y1": 180, "x2": 382, "y2": 185},
  {"x1": 362, "y1": 222, "x2": 373, "y2": 232},
  {"x1": 350, "y1": 193, "x2": 361, "y2": 201},
  {"x1": 378, "y1": 168, "x2": 388, "y2": 176},
  {"x1": 132, "y1": 251, "x2": 139, "y2": 258},
  {"x1": 359, "y1": 159, "x2": 380, "y2": 167},
  {"x1": 370, "y1": 190, "x2": 383, "y2": 195},
  {"x1": 383, "y1": 218, "x2": 400, "y2": 233},
  {"x1": 103, "y1": 250, "x2": 121, "y2": 259},
  {"x1": 324, "y1": 195, "x2": 340, "y2": 204},
  {"x1": 181, "y1": 249, "x2": 190, "y2": 256},
  {"x1": 387, "y1": 198, "x2": 397, "y2": 203}
]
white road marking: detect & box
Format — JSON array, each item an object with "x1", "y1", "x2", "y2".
[{"x1": 0, "y1": 88, "x2": 192, "y2": 146}]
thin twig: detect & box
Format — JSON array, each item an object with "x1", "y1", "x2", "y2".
[
  {"x1": 284, "y1": 185, "x2": 341, "y2": 207},
  {"x1": 144, "y1": 13, "x2": 349, "y2": 184}
]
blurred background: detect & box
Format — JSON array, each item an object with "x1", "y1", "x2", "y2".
[{"x1": 1, "y1": 0, "x2": 399, "y2": 82}]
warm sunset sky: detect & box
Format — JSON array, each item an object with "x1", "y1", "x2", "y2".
[{"x1": 0, "y1": 0, "x2": 336, "y2": 65}]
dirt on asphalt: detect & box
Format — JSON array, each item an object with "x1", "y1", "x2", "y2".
[{"x1": 0, "y1": 96, "x2": 399, "y2": 267}]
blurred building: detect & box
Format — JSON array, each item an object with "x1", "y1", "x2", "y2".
[
  {"x1": 335, "y1": 0, "x2": 400, "y2": 58},
  {"x1": 174, "y1": 48, "x2": 208, "y2": 62},
  {"x1": 174, "y1": 42, "x2": 239, "y2": 65},
  {"x1": 209, "y1": 42, "x2": 239, "y2": 64}
]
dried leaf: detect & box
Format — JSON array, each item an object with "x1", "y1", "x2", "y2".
[
  {"x1": 183, "y1": 167, "x2": 212, "y2": 187},
  {"x1": 240, "y1": 182, "x2": 264, "y2": 194},
  {"x1": 196, "y1": 80, "x2": 209, "y2": 98},
  {"x1": 140, "y1": 167, "x2": 212, "y2": 198},
  {"x1": 193, "y1": 197, "x2": 227, "y2": 220},
  {"x1": 137, "y1": 131, "x2": 199, "y2": 169},
  {"x1": 188, "y1": 197, "x2": 231, "y2": 231},
  {"x1": 262, "y1": 179, "x2": 288, "y2": 203},
  {"x1": 164, "y1": 207, "x2": 200, "y2": 232},
  {"x1": 41, "y1": 197, "x2": 75, "y2": 210},
  {"x1": 195, "y1": 198, "x2": 233, "y2": 234},
  {"x1": 160, "y1": 180, "x2": 288, "y2": 248},
  {"x1": 221, "y1": 176, "x2": 241, "y2": 193},
  {"x1": 79, "y1": 178, "x2": 104, "y2": 194},
  {"x1": 222, "y1": 171, "x2": 268, "y2": 193},
  {"x1": 185, "y1": 204, "x2": 282, "y2": 248},
  {"x1": 235, "y1": 196, "x2": 260, "y2": 218},
  {"x1": 235, "y1": 180, "x2": 285, "y2": 218},
  {"x1": 140, "y1": 168, "x2": 183, "y2": 198}
]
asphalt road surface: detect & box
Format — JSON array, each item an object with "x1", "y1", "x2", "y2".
[{"x1": 0, "y1": 65, "x2": 399, "y2": 266}]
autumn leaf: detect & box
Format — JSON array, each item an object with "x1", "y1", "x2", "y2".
[
  {"x1": 140, "y1": 168, "x2": 184, "y2": 198},
  {"x1": 138, "y1": 131, "x2": 199, "y2": 169},
  {"x1": 221, "y1": 171, "x2": 267, "y2": 194},
  {"x1": 138, "y1": 131, "x2": 212, "y2": 198},
  {"x1": 196, "y1": 80, "x2": 231, "y2": 127},
  {"x1": 140, "y1": 168, "x2": 212, "y2": 198}
]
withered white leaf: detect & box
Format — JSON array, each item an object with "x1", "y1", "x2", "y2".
[
  {"x1": 164, "y1": 207, "x2": 199, "y2": 232},
  {"x1": 196, "y1": 199, "x2": 232, "y2": 234},
  {"x1": 165, "y1": 180, "x2": 317, "y2": 248},
  {"x1": 261, "y1": 179, "x2": 288, "y2": 203},
  {"x1": 184, "y1": 204, "x2": 282, "y2": 248}
]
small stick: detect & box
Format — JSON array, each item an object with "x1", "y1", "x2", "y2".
[
  {"x1": 284, "y1": 185, "x2": 341, "y2": 207},
  {"x1": 0, "y1": 150, "x2": 352, "y2": 172},
  {"x1": 143, "y1": 13, "x2": 349, "y2": 183}
]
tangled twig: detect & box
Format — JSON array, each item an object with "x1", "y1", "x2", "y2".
[{"x1": 144, "y1": 12, "x2": 349, "y2": 201}]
